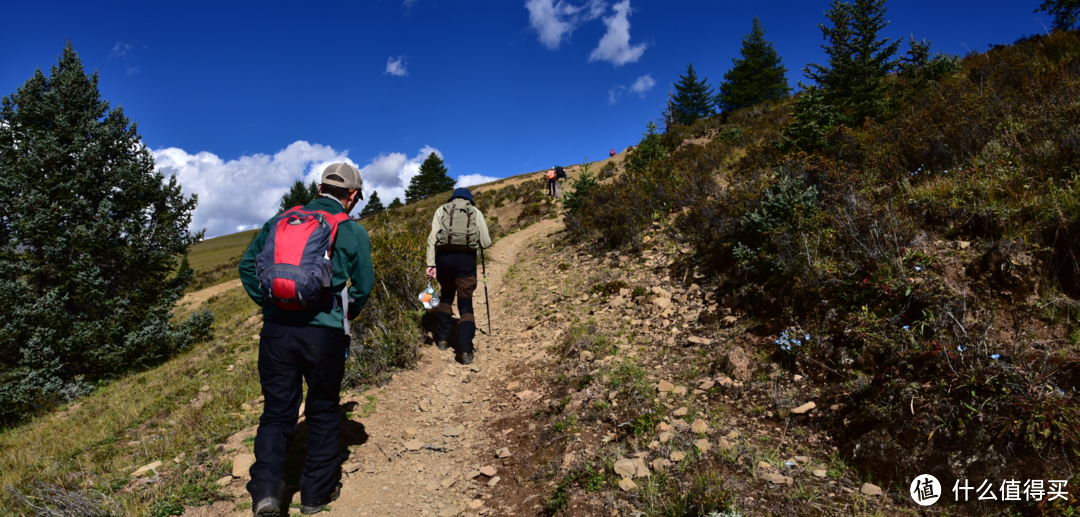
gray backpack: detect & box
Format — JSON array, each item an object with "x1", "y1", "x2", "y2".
[{"x1": 435, "y1": 198, "x2": 481, "y2": 249}]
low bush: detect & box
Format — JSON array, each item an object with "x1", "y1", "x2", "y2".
[
  {"x1": 344, "y1": 230, "x2": 427, "y2": 389},
  {"x1": 597, "y1": 162, "x2": 618, "y2": 181},
  {"x1": 563, "y1": 168, "x2": 600, "y2": 213}
]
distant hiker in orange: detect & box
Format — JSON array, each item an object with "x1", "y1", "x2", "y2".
[
  {"x1": 610, "y1": 148, "x2": 616, "y2": 157},
  {"x1": 546, "y1": 167, "x2": 559, "y2": 198},
  {"x1": 554, "y1": 165, "x2": 566, "y2": 191}
]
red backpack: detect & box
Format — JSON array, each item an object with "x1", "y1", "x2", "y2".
[{"x1": 255, "y1": 206, "x2": 350, "y2": 311}]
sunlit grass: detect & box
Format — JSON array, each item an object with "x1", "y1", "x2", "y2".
[{"x1": 0, "y1": 287, "x2": 263, "y2": 514}]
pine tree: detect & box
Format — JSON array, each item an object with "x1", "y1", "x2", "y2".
[
  {"x1": 669, "y1": 64, "x2": 716, "y2": 126},
  {"x1": 1037, "y1": 0, "x2": 1080, "y2": 30},
  {"x1": 897, "y1": 36, "x2": 959, "y2": 90},
  {"x1": 778, "y1": 86, "x2": 840, "y2": 152},
  {"x1": 279, "y1": 179, "x2": 319, "y2": 212},
  {"x1": 359, "y1": 190, "x2": 386, "y2": 218},
  {"x1": 562, "y1": 170, "x2": 599, "y2": 213},
  {"x1": 627, "y1": 121, "x2": 669, "y2": 174},
  {"x1": 388, "y1": 197, "x2": 404, "y2": 209},
  {"x1": 660, "y1": 92, "x2": 677, "y2": 132},
  {"x1": 716, "y1": 18, "x2": 791, "y2": 113},
  {"x1": 177, "y1": 254, "x2": 193, "y2": 278},
  {"x1": 0, "y1": 43, "x2": 212, "y2": 420},
  {"x1": 804, "y1": 0, "x2": 901, "y2": 125},
  {"x1": 405, "y1": 152, "x2": 456, "y2": 203}
]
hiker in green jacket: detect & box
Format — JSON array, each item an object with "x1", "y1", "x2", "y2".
[
  {"x1": 425, "y1": 188, "x2": 492, "y2": 364},
  {"x1": 238, "y1": 163, "x2": 375, "y2": 516}
]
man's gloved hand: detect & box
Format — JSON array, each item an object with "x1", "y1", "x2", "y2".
[{"x1": 426, "y1": 267, "x2": 437, "y2": 279}]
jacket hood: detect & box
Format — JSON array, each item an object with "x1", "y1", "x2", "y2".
[{"x1": 449, "y1": 188, "x2": 474, "y2": 204}]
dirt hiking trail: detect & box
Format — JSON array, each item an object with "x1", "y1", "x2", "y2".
[
  {"x1": 187, "y1": 217, "x2": 563, "y2": 517},
  {"x1": 178, "y1": 279, "x2": 242, "y2": 314}
]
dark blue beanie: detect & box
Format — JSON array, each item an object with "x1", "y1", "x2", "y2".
[{"x1": 449, "y1": 187, "x2": 474, "y2": 204}]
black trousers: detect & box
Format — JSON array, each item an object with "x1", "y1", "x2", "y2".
[
  {"x1": 248, "y1": 322, "x2": 348, "y2": 507},
  {"x1": 435, "y1": 250, "x2": 478, "y2": 353}
]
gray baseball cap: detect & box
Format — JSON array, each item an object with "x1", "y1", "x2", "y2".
[{"x1": 321, "y1": 163, "x2": 363, "y2": 197}]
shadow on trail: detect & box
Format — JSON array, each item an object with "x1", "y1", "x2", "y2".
[{"x1": 279, "y1": 407, "x2": 369, "y2": 505}]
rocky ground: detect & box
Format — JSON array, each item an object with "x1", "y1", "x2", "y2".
[{"x1": 454, "y1": 219, "x2": 912, "y2": 517}]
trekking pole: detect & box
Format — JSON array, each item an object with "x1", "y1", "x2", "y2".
[{"x1": 480, "y1": 247, "x2": 492, "y2": 336}]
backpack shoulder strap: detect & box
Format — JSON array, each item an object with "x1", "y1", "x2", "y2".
[{"x1": 317, "y1": 211, "x2": 352, "y2": 257}]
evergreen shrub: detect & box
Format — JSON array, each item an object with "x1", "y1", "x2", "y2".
[{"x1": 0, "y1": 43, "x2": 212, "y2": 422}]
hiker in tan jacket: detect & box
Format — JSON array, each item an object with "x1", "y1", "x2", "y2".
[{"x1": 424, "y1": 188, "x2": 492, "y2": 364}]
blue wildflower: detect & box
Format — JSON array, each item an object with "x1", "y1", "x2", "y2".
[{"x1": 990, "y1": 354, "x2": 1000, "y2": 360}]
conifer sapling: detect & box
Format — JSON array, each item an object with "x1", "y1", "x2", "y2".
[{"x1": 717, "y1": 17, "x2": 791, "y2": 113}]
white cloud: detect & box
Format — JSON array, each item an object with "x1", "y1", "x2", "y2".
[
  {"x1": 455, "y1": 174, "x2": 500, "y2": 188},
  {"x1": 525, "y1": 0, "x2": 606, "y2": 50},
  {"x1": 385, "y1": 56, "x2": 408, "y2": 76},
  {"x1": 607, "y1": 87, "x2": 624, "y2": 104},
  {"x1": 154, "y1": 141, "x2": 355, "y2": 238},
  {"x1": 630, "y1": 74, "x2": 655, "y2": 96},
  {"x1": 110, "y1": 42, "x2": 132, "y2": 61},
  {"x1": 356, "y1": 146, "x2": 441, "y2": 209},
  {"x1": 588, "y1": 0, "x2": 646, "y2": 66},
  {"x1": 402, "y1": 0, "x2": 417, "y2": 12},
  {"x1": 607, "y1": 73, "x2": 654, "y2": 104},
  {"x1": 153, "y1": 143, "x2": 447, "y2": 237}
]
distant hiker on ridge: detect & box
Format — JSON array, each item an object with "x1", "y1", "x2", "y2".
[
  {"x1": 610, "y1": 148, "x2": 616, "y2": 157},
  {"x1": 546, "y1": 167, "x2": 559, "y2": 198},
  {"x1": 426, "y1": 188, "x2": 492, "y2": 365},
  {"x1": 239, "y1": 163, "x2": 375, "y2": 516}
]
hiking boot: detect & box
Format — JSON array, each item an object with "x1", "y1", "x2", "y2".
[
  {"x1": 455, "y1": 351, "x2": 474, "y2": 365},
  {"x1": 436, "y1": 340, "x2": 449, "y2": 351},
  {"x1": 252, "y1": 496, "x2": 281, "y2": 516},
  {"x1": 253, "y1": 479, "x2": 285, "y2": 516},
  {"x1": 299, "y1": 482, "x2": 341, "y2": 515}
]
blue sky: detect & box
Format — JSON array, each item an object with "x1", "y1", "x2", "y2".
[{"x1": 1, "y1": 0, "x2": 1053, "y2": 237}]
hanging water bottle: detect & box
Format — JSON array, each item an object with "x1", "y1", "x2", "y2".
[{"x1": 418, "y1": 282, "x2": 440, "y2": 310}]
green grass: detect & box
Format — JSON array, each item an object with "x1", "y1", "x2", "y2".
[
  {"x1": 551, "y1": 414, "x2": 578, "y2": 434},
  {"x1": 826, "y1": 452, "x2": 847, "y2": 479},
  {"x1": 0, "y1": 287, "x2": 264, "y2": 515},
  {"x1": 346, "y1": 395, "x2": 378, "y2": 419},
  {"x1": 184, "y1": 229, "x2": 260, "y2": 290},
  {"x1": 187, "y1": 230, "x2": 259, "y2": 271}
]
